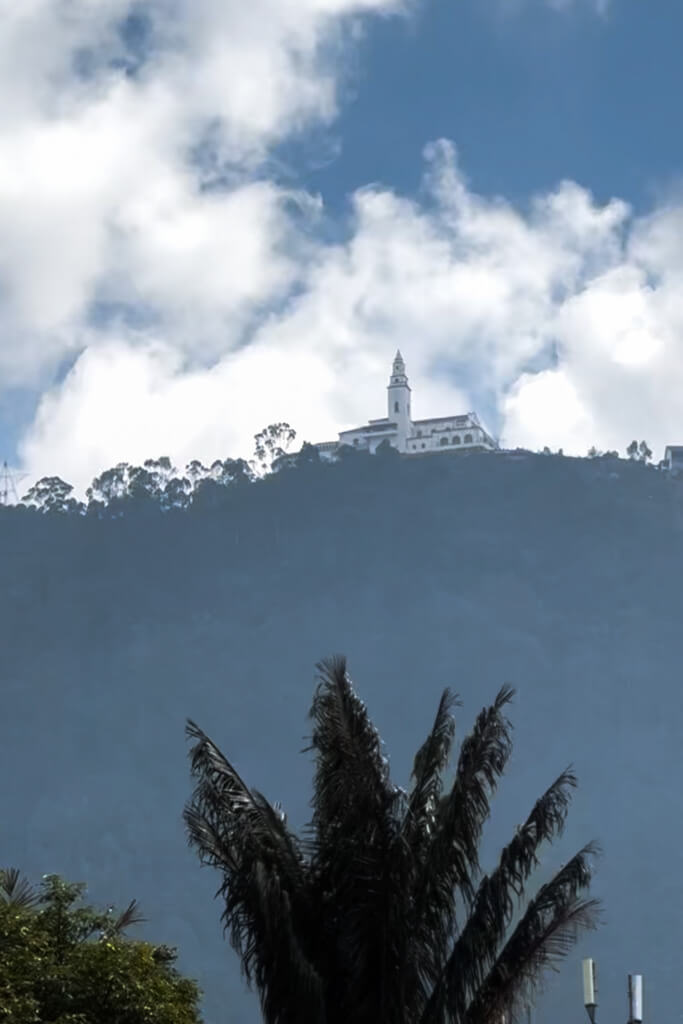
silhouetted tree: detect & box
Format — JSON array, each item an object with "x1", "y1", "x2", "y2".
[
  {"x1": 638, "y1": 441, "x2": 652, "y2": 464},
  {"x1": 336, "y1": 443, "x2": 363, "y2": 460},
  {"x1": 375, "y1": 438, "x2": 401, "y2": 461},
  {"x1": 20, "y1": 476, "x2": 83, "y2": 515},
  {"x1": 164, "y1": 475, "x2": 193, "y2": 511},
  {"x1": 209, "y1": 457, "x2": 254, "y2": 487},
  {"x1": 626, "y1": 440, "x2": 652, "y2": 463},
  {"x1": 295, "y1": 442, "x2": 322, "y2": 467},
  {"x1": 252, "y1": 423, "x2": 297, "y2": 475},
  {"x1": 184, "y1": 656, "x2": 601, "y2": 1024},
  {"x1": 185, "y1": 460, "x2": 210, "y2": 487},
  {"x1": 86, "y1": 463, "x2": 133, "y2": 507}
]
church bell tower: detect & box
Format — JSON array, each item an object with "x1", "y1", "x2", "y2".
[{"x1": 387, "y1": 349, "x2": 412, "y2": 451}]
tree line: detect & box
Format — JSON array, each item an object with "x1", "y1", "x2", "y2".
[{"x1": 12, "y1": 424, "x2": 661, "y2": 518}]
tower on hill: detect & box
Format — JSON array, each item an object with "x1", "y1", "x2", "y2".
[
  {"x1": 387, "y1": 350, "x2": 412, "y2": 451},
  {"x1": 275, "y1": 352, "x2": 498, "y2": 468}
]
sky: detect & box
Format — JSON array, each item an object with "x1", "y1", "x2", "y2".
[{"x1": 2, "y1": 0, "x2": 683, "y2": 498}]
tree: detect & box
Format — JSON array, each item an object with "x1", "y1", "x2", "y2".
[
  {"x1": 0, "y1": 868, "x2": 203, "y2": 1024},
  {"x1": 163, "y1": 475, "x2": 193, "y2": 512},
  {"x1": 252, "y1": 423, "x2": 297, "y2": 475},
  {"x1": 183, "y1": 655, "x2": 602, "y2": 1024},
  {"x1": 638, "y1": 440, "x2": 652, "y2": 464},
  {"x1": 86, "y1": 463, "x2": 133, "y2": 508},
  {"x1": 21, "y1": 476, "x2": 84, "y2": 515},
  {"x1": 185, "y1": 460, "x2": 210, "y2": 487},
  {"x1": 626, "y1": 440, "x2": 652, "y2": 463},
  {"x1": 208, "y1": 457, "x2": 254, "y2": 487},
  {"x1": 375, "y1": 438, "x2": 400, "y2": 461},
  {"x1": 295, "y1": 442, "x2": 322, "y2": 468}
]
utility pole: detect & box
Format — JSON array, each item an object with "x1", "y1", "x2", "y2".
[
  {"x1": 582, "y1": 958, "x2": 643, "y2": 1024},
  {"x1": 0, "y1": 460, "x2": 28, "y2": 506}
]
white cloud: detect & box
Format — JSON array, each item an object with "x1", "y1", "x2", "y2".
[
  {"x1": 0, "y1": 0, "x2": 410, "y2": 384},
  {"x1": 2, "y1": 1, "x2": 682, "y2": 500},
  {"x1": 20, "y1": 138, "x2": 683, "y2": 498}
]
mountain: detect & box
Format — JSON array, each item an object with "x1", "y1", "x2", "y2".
[{"x1": 1, "y1": 447, "x2": 680, "y2": 1024}]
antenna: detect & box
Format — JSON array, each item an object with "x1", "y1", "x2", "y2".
[
  {"x1": 582, "y1": 960, "x2": 644, "y2": 1024},
  {"x1": 628, "y1": 975, "x2": 643, "y2": 1024},
  {"x1": 583, "y1": 958, "x2": 597, "y2": 1024},
  {"x1": 0, "y1": 460, "x2": 29, "y2": 506}
]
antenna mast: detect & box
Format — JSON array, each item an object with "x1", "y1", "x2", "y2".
[{"x1": 0, "y1": 460, "x2": 28, "y2": 506}]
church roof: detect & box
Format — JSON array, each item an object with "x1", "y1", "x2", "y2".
[
  {"x1": 350, "y1": 421, "x2": 398, "y2": 433},
  {"x1": 413, "y1": 414, "x2": 473, "y2": 426}
]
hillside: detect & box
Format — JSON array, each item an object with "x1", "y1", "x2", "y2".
[{"x1": 1, "y1": 448, "x2": 682, "y2": 1024}]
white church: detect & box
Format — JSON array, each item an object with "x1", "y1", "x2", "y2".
[{"x1": 278, "y1": 351, "x2": 498, "y2": 466}]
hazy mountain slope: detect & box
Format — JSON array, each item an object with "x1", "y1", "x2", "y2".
[{"x1": 1, "y1": 450, "x2": 681, "y2": 1024}]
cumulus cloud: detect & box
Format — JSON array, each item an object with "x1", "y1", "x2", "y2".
[
  {"x1": 0, "y1": 0, "x2": 410, "y2": 383},
  {"x1": 19, "y1": 137, "x2": 683, "y2": 498},
  {"x1": 2, "y1": 0, "x2": 681, "y2": 500}
]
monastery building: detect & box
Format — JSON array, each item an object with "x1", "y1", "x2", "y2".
[{"x1": 275, "y1": 351, "x2": 498, "y2": 467}]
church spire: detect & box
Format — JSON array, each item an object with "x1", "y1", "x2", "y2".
[{"x1": 387, "y1": 349, "x2": 411, "y2": 446}]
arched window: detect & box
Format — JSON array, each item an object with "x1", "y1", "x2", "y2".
[
  {"x1": 464, "y1": 433, "x2": 473, "y2": 444},
  {"x1": 453, "y1": 435, "x2": 461, "y2": 445},
  {"x1": 394, "y1": 401, "x2": 399, "y2": 413},
  {"x1": 421, "y1": 443, "x2": 426, "y2": 449},
  {"x1": 417, "y1": 430, "x2": 422, "y2": 438},
  {"x1": 440, "y1": 436, "x2": 449, "y2": 446}
]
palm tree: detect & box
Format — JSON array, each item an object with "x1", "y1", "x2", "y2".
[{"x1": 183, "y1": 655, "x2": 602, "y2": 1024}]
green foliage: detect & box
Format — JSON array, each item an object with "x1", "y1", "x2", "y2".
[
  {"x1": 0, "y1": 870, "x2": 203, "y2": 1024},
  {"x1": 184, "y1": 657, "x2": 602, "y2": 1024}
]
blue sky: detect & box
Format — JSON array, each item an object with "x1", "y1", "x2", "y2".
[
  {"x1": 2, "y1": 0, "x2": 683, "y2": 497},
  {"x1": 321, "y1": 0, "x2": 683, "y2": 215}
]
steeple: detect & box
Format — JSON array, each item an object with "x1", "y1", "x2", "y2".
[
  {"x1": 387, "y1": 349, "x2": 412, "y2": 450},
  {"x1": 391, "y1": 349, "x2": 406, "y2": 383}
]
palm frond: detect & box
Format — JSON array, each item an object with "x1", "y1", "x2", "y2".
[
  {"x1": 410, "y1": 685, "x2": 516, "y2": 991},
  {"x1": 214, "y1": 856, "x2": 325, "y2": 1024},
  {"x1": 184, "y1": 718, "x2": 304, "y2": 879},
  {"x1": 307, "y1": 655, "x2": 397, "y2": 821},
  {"x1": 460, "y1": 842, "x2": 603, "y2": 1024},
  {"x1": 403, "y1": 688, "x2": 460, "y2": 842},
  {"x1": 306, "y1": 655, "x2": 406, "y2": 1023},
  {"x1": 425, "y1": 768, "x2": 581, "y2": 1022},
  {"x1": 110, "y1": 897, "x2": 147, "y2": 935},
  {"x1": 183, "y1": 719, "x2": 323, "y2": 1023},
  {"x1": 0, "y1": 867, "x2": 40, "y2": 910},
  {"x1": 437, "y1": 685, "x2": 515, "y2": 904}
]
